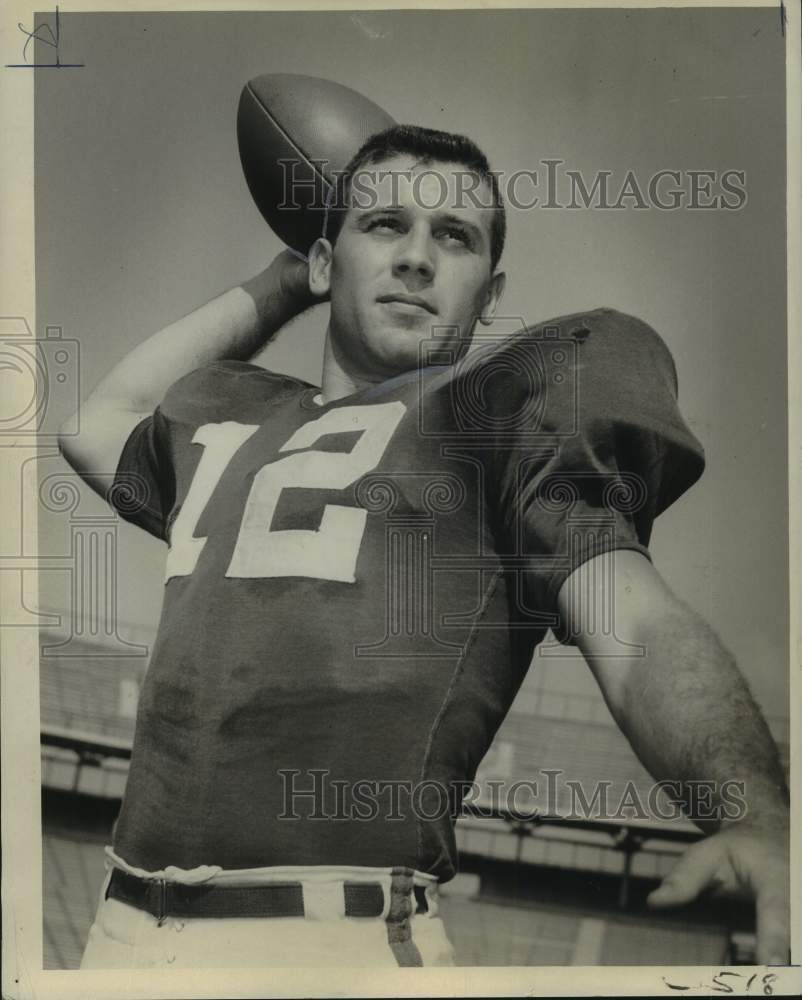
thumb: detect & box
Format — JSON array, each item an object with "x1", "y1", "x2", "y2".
[{"x1": 647, "y1": 840, "x2": 729, "y2": 909}]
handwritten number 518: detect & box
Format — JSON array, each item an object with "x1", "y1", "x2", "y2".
[{"x1": 663, "y1": 971, "x2": 779, "y2": 995}]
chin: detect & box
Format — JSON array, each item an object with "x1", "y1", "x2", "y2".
[{"x1": 373, "y1": 331, "x2": 431, "y2": 375}]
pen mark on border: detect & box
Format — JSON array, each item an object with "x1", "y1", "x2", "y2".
[{"x1": 6, "y1": 6, "x2": 84, "y2": 69}]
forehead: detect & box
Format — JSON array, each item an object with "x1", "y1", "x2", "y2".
[{"x1": 347, "y1": 154, "x2": 495, "y2": 230}]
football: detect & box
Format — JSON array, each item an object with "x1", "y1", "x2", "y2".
[{"x1": 237, "y1": 73, "x2": 396, "y2": 256}]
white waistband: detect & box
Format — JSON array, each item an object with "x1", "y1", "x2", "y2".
[{"x1": 104, "y1": 847, "x2": 439, "y2": 890}]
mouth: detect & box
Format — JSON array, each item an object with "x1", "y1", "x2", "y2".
[{"x1": 377, "y1": 294, "x2": 437, "y2": 315}]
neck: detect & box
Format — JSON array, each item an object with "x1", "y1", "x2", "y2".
[{"x1": 320, "y1": 327, "x2": 384, "y2": 404}]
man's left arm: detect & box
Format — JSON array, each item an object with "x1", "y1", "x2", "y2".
[{"x1": 557, "y1": 549, "x2": 790, "y2": 965}]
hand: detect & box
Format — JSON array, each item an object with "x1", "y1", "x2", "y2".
[
  {"x1": 647, "y1": 819, "x2": 790, "y2": 965},
  {"x1": 242, "y1": 249, "x2": 327, "y2": 327},
  {"x1": 270, "y1": 248, "x2": 328, "y2": 308}
]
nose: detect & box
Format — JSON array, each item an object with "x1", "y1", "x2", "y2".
[{"x1": 392, "y1": 226, "x2": 435, "y2": 284}]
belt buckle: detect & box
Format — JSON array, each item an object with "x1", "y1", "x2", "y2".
[{"x1": 155, "y1": 878, "x2": 168, "y2": 926}]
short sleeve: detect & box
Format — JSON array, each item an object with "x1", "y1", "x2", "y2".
[
  {"x1": 109, "y1": 407, "x2": 175, "y2": 541},
  {"x1": 476, "y1": 309, "x2": 706, "y2": 644},
  {"x1": 105, "y1": 361, "x2": 311, "y2": 542}
]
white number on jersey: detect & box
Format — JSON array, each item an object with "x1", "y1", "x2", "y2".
[
  {"x1": 166, "y1": 402, "x2": 406, "y2": 584},
  {"x1": 165, "y1": 421, "x2": 259, "y2": 581}
]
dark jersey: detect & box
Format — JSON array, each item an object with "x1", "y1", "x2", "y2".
[{"x1": 109, "y1": 308, "x2": 704, "y2": 880}]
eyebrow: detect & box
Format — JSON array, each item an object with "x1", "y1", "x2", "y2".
[{"x1": 353, "y1": 206, "x2": 488, "y2": 247}]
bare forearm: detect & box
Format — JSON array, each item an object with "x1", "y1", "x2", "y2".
[
  {"x1": 617, "y1": 604, "x2": 788, "y2": 832},
  {"x1": 567, "y1": 554, "x2": 789, "y2": 958},
  {"x1": 58, "y1": 252, "x2": 318, "y2": 494},
  {"x1": 88, "y1": 254, "x2": 314, "y2": 414}
]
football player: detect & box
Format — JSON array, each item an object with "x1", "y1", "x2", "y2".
[{"x1": 60, "y1": 125, "x2": 790, "y2": 969}]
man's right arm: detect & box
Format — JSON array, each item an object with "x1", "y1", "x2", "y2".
[{"x1": 58, "y1": 251, "x2": 318, "y2": 497}]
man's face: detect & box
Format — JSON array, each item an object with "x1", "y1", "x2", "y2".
[{"x1": 308, "y1": 155, "x2": 505, "y2": 382}]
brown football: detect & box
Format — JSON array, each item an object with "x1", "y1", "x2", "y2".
[{"x1": 237, "y1": 73, "x2": 396, "y2": 256}]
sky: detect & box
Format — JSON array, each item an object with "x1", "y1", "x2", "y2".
[{"x1": 34, "y1": 6, "x2": 788, "y2": 719}]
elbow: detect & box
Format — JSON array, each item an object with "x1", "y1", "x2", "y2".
[{"x1": 56, "y1": 414, "x2": 78, "y2": 463}]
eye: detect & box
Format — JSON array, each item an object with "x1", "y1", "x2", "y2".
[
  {"x1": 438, "y1": 225, "x2": 472, "y2": 249},
  {"x1": 366, "y1": 215, "x2": 403, "y2": 234}
]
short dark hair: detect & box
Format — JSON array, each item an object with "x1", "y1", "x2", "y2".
[{"x1": 324, "y1": 124, "x2": 506, "y2": 272}]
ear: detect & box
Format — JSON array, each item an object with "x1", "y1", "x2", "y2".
[
  {"x1": 307, "y1": 238, "x2": 333, "y2": 297},
  {"x1": 478, "y1": 271, "x2": 506, "y2": 326}
]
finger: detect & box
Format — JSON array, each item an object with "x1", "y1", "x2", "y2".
[
  {"x1": 754, "y1": 880, "x2": 790, "y2": 966},
  {"x1": 647, "y1": 840, "x2": 729, "y2": 909}
]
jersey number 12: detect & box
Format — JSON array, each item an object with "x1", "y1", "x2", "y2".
[{"x1": 165, "y1": 401, "x2": 406, "y2": 584}]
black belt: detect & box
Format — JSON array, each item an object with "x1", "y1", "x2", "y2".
[{"x1": 106, "y1": 868, "x2": 428, "y2": 923}]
